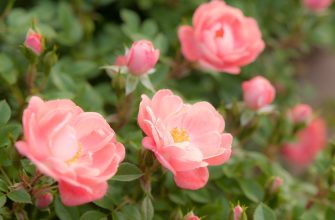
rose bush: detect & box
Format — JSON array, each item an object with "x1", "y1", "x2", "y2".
[{"x1": 0, "y1": 0, "x2": 334, "y2": 219}]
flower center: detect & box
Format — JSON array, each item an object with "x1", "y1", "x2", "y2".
[
  {"x1": 215, "y1": 28, "x2": 224, "y2": 38},
  {"x1": 65, "y1": 144, "x2": 82, "y2": 165},
  {"x1": 170, "y1": 128, "x2": 190, "y2": 143}
]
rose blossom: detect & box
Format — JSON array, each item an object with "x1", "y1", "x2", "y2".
[
  {"x1": 16, "y1": 97, "x2": 125, "y2": 206},
  {"x1": 115, "y1": 40, "x2": 160, "y2": 76},
  {"x1": 289, "y1": 104, "x2": 313, "y2": 124},
  {"x1": 138, "y1": 89, "x2": 232, "y2": 190},
  {"x1": 242, "y1": 76, "x2": 276, "y2": 110},
  {"x1": 24, "y1": 29, "x2": 43, "y2": 56},
  {"x1": 303, "y1": 0, "x2": 333, "y2": 11},
  {"x1": 233, "y1": 205, "x2": 243, "y2": 220},
  {"x1": 282, "y1": 117, "x2": 327, "y2": 166},
  {"x1": 178, "y1": 0, "x2": 265, "y2": 74}
]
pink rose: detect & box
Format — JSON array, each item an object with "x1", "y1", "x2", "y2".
[
  {"x1": 242, "y1": 76, "x2": 276, "y2": 110},
  {"x1": 16, "y1": 97, "x2": 125, "y2": 206},
  {"x1": 116, "y1": 40, "x2": 160, "y2": 76},
  {"x1": 282, "y1": 118, "x2": 327, "y2": 166},
  {"x1": 138, "y1": 89, "x2": 232, "y2": 190},
  {"x1": 184, "y1": 212, "x2": 201, "y2": 220},
  {"x1": 233, "y1": 205, "x2": 243, "y2": 220},
  {"x1": 289, "y1": 104, "x2": 313, "y2": 123},
  {"x1": 24, "y1": 29, "x2": 43, "y2": 56},
  {"x1": 178, "y1": 0, "x2": 265, "y2": 74},
  {"x1": 303, "y1": 0, "x2": 333, "y2": 11}
]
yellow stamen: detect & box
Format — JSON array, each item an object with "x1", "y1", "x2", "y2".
[
  {"x1": 66, "y1": 144, "x2": 82, "y2": 164},
  {"x1": 170, "y1": 128, "x2": 190, "y2": 143}
]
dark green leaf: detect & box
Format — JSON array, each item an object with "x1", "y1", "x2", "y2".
[
  {"x1": 54, "y1": 196, "x2": 79, "y2": 220},
  {"x1": 0, "y1": 195, "x2": 6, "y2": 208},
  {"x1": 254, "y1": 203, "x2": 276, "y2": 220},
  {"x1": 80, "y1": 211, "x2": 107, "y2": 220},
  {"x1": 112, "y1": 162, "x2": 143, "y2": 181},
  {"x1": 239, "y1": 179, "x2": 264, "y2": 202},
  {"x1": 0, "y1": 101, "x2": 11, "y2": 125},
  {"x1": 7, "y1": 189, "x2": 31, "y2": 204},
  {"x1": 141, "y1": 196, "x2": 154, "y2": 220}
]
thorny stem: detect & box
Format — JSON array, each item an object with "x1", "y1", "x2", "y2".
[{"x1": 26, "y1": 63, "x2": 37, "y2": 95}]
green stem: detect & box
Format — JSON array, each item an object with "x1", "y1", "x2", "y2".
[
  {"x1": 0, "y1": 0, "x2": 16, "y2": 21},
  {"x1": 0, "y1": 166, "x2": 12, "y2": 185},
  {"x1": 26, "y1": 62, "x2": 37, "y2": 95}
]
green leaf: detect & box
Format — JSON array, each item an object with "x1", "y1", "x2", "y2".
[
  {"x1": 141, "y1": 196, "x2": 154, "y2": 220},
  {"x1": 125, "y1": 75, "x2": 139, "y2": 95},
  {"x1": 141, "y1": 19, "x2": 158, "y2": 37},
  {"x1": 0, "y1": 195, "x2": 6, "y2": 208},
  {"x1": 325, "y1": 208, "x2": 335, "y2": 220},
  {"x1": 254, "y1": 203, "x2": 276, "y2": 220},
  {"x1": 0, "y1": 123, "x2": 22, "y2": 148},
  {"x1": 80, "y1": 211, "x2": 107, "y2": 220},
  {"x1": 7, "y1": 189, "x2": 31, "y2": 204},
  {"x1": 0, "y1": 54, "x2": 17, "y2": 85},
  {"x1": 238, "y1": 179, "x2": 264, "y2": 202},
  {"x1": 120, "y1": 9, "x2": 140, "y2": 35},
  {"x1": 55, "y1": 196, "x2": 79, "y2": 220},
  {"x1": 112, "y1": 162, "x2": 143, "y2": 182},
  {"x1": 0, "y1": 101, "x2": 11, "y2": 125},
  {"x1": 57, "y1": 2, "x2": 83, "y2": 45},
  {"x1": 0, "y1": 180, "x2": 7, "y2": 192}
]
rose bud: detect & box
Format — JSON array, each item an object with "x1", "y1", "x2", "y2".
[
  {"x1": 116, "y1": 40, "x2": 160, "y2": 76},
  {"x1": 270, "y1": 176, "x2": 283, "y2": 193},
  {"x1": 34, "y1": 191, "x2": 53, "y2": 209},
  {"x1": 289, "y1": 104, "x2": 313, "y2": 124},
  {"x1": 24, "y1": 29, "x2": 43, "y2": 56},
  {"x1": 242, "y1": 76, "x2": 276, "y2": 110},
  {"x1": 184, "y1": 211, "x2": 200, "y2": 220}
]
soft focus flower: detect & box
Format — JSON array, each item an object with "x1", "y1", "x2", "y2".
[
  {"x1": 242, "y1": 76, "x2": 276, "y2": 110},
  {"x1": 16, "y1": 97, "x2": 125, "y2": 206},
  {"x1": 116, "y1": 40, "x2": 160, "y2": 76},
  {"x1": 289, "y1": 104, "x2": 313, "y2": 124},
  {"x1": 138, "y1": 89, "x2": 232, "y2": 190},
  {"x1": 233, "y1": 205, "x2": 243, "y2": 220},
  {"x1": 184, "y1": 211, "x2": 201, "y2": 220},
  {"x1": 270, "y1": 176, "x2": 283, "y2": 193},
  {"x1": 24, "y1": 29, "x2": 43, "y2": 56},
  {"x1": 303, "y1": 0, "x2": 333, "y2": 11},
  {"x1": 282, "y1": 117, "x2": 327, "y2": 166},
  {"x1": 178, "y1": 0, "x2": 264, "y2": 74},
  {"x1": 34, "y1": 190, "x2": 53, "y2": 209}
]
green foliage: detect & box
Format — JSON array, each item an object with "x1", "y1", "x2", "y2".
[{"x1": 0, "y1": 0, "x2": 334, "y2": 219}]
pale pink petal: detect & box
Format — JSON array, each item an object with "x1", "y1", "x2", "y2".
[
  {"x1": 174, "y1": 167, "x2": 209, "y2": 190},
  {"x1": 59, "y1": 181, "x2": 108, "y2": 206}
]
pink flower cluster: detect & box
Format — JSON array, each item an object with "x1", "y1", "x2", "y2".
[
  {"x1": 138, "y1": 89, "x2": 232, "y2": 189},
  {"x1": 303, "y1": 0, "x2": 333, "y2": 11},
  {"x1": 282, "y1": 105, "x2": 327, "y2": 166}
]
